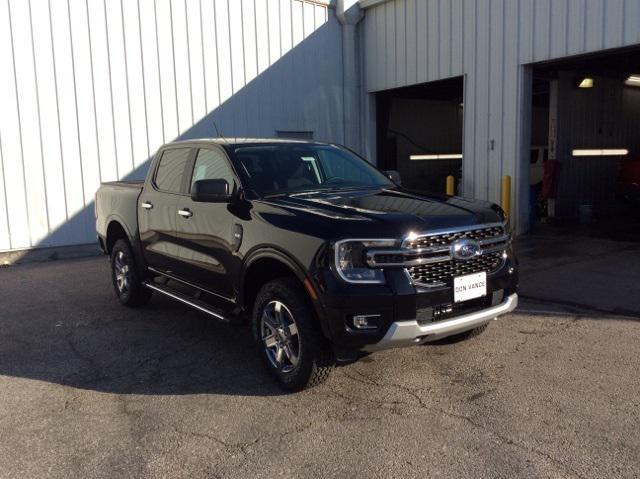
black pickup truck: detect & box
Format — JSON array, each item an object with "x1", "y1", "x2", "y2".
[{"x1": 95, "y1": 139, "x2": 518, "y2": 391}]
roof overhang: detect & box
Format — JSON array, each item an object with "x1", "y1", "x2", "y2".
[
  {"x1": 358, "y1": 0, "x2": 392, "y2": 9},
  {"x1": 302, "y1": 0, "x2": 333, "y2": 6}
]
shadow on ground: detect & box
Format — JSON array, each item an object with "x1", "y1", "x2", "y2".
[{"x1": 0, "y1": 256, "x2": 285, "y2": 397}]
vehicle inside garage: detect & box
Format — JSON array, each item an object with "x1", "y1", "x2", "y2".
[
  {"x1": 529, "y1": 47, "x2": 640, "y2": 239},
  {"x1": 375, "y1": 77, "x2": 464, "y2": 196}
]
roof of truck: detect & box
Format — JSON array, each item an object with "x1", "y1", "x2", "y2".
[{"x1": 167, "y1": 138, "x2": 332, "y2": 147}]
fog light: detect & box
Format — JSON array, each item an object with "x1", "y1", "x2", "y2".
[{"x1": 351, "y1": 314, "x2": 381, "y2": 330}]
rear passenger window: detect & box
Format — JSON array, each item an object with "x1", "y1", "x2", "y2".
[{"x1": 154, "y1": 148, "x2": 191, "y2": 193}]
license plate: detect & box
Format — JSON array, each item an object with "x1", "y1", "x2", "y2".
[{"x1": 453, "y1": 272, "x2": 487, "y2": 303}]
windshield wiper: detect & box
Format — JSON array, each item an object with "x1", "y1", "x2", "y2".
[
  {"x1": 262, "y1": 190, "x2": 322, "y2": 199},
  {"x1": 265, "y1": 185, "x2": 383, "y2": 199},
  {"x1": 288, "y1": 190, "x2": 325, "y2": 197}
]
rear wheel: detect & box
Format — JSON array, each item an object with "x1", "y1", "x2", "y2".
[
  {"x1": 110, "y1": 239, "x2": 152, "y2": 307},
  {"x1": 252, "y1": 278, "x2": 334, "y2": 391}
]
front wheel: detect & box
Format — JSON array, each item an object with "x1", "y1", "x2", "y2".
[{"x1": 252, "y1": 278, "x2": 334, "y2": 391}]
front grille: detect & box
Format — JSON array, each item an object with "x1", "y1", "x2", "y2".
[
  {"x1": 408, "y1": 251, "x2": 504, "y2": 287},
  {"x1": 406, "y1": 225, "x2": 505, "y2": 249}
]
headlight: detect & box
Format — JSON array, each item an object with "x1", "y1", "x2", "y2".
[{"x1": 334, "y1": 239, "x2": 397, "y2": 284}]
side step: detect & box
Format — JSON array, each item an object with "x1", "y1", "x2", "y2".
[{"x1": 142, "y1": 281, "x2": 229, "y2": 322}]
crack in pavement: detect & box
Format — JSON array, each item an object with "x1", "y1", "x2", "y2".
[{"x1": 335, "y1": 368, "x2": 589, "y2": 479}]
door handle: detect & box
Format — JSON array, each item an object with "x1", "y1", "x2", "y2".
[
  {"x1": 178, "y1": 208, "x2": 193, "y2": 218},
  {"x1": 141, "y1": 201, "x2": 153, "y2": 210}
]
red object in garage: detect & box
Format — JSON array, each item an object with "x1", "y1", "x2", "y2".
[
  {"x1": 617, "y1": 156, "x2": 640, "y2": 201},
  {"x1": 542, "y1": 159, "x2": 561, "y2": 199}
]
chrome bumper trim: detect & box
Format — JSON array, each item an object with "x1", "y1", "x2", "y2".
[{"x1": 363, "y1": 293, "x2": 518, "y2": 352}]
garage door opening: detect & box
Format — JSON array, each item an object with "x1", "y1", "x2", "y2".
[
  {"x1": 529, "y1": 47, "x2": 640, "y2": 240},
  {"x1": 376, "y1": 77, "x2": 464, "y2": 196}
]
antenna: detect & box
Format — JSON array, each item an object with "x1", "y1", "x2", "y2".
[{"x1": 212, "y1": 119, "x2": 229, "y2": 144}]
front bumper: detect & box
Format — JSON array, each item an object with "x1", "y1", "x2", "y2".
[
  {"x1": 315, "y1": 248, "x2": 518, "y2": 352},
  {"x1": 362, "y1": 293, "x2": 517, "y2": 351}
]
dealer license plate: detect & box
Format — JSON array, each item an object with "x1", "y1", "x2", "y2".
[{"x1": 453, "y1": 272, "x2": 487, "y2": 303}]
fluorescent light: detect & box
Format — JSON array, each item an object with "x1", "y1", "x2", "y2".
[
  {"x1": 410, "y1": 154, "x2": 463, "y2": 160},
  {"x1": 572, "y1": 149, "x2": 628, "y2": 156},
  {"x1": 578, "y1": 78, "x2": 594, "y2": 88},
  {"x1": 625, "y1": 75, "x2": 640, "y2": 87}
]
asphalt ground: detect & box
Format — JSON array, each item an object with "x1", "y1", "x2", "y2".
[{"x1": 1, "y1": 255, "x2": 639, "y2": 478}]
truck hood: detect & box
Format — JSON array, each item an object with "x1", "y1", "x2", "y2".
[{"x1": 258, "y1": 188, "x2": 504, "y2": 239}]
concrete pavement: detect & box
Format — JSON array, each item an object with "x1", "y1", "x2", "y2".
[{"x1": 0, "y1": 253, "x2": 639, "y2": 478}]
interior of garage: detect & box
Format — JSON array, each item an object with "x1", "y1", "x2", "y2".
[
  {"x1": 375, "y1": 77, "x2": 464, "y2": 196},
  {"x1": 529, "y1": 47, "x2": 640, "y2": 239}
]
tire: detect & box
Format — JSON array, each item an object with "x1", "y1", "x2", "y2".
[
  {"x1": 110, "y1": 239, "x2": 152, "y2": 307},
  {"x1": 252, "y1": 278, "x2": 334, "y2": 391}
]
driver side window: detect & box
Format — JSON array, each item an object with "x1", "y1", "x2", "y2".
[{"x1": 191, "y1": 148, "x2": 235, "y2": 191}]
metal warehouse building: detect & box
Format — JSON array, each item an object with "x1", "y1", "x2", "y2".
[{"x1": 2, "y1": 0, "x2": 640, "y2": 256}]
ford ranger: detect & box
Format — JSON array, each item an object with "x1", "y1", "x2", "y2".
[{"x1": 95, "y1": 139, "x2": 518, "y2": 391}]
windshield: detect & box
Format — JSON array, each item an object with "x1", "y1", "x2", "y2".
[{"x1": 233, "y1": 144, "x2": 394, "y2": 196}]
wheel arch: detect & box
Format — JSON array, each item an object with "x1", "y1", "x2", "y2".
[
  {"x1": 104, "y1": 216, "x2": 147, "y2": 273},
  {"x1": 105, "y1": 218, "x2": 132, "y2": 254},
  {"x1": 240, "y1": 248, "x2": 327, "y2": 334}
]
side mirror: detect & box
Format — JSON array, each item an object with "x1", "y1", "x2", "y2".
[
  {"x1": 191, "y1": 179, "x2": 232, "y2": 203},
  {"x1": 385, "y1": 170, "x2": 401, "y2": 185}
]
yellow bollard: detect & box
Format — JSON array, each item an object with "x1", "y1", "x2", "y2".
[
  {"x1": 501, "y1": 175, "x2": 511, "y2": 220},
  {"x1": 446, "y1": 175, "x2": 455, "y2": 196}
]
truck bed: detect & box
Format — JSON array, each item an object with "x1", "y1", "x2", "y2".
[{"x1": 95, "y1": 181, "x2": 145, "y2": 250}]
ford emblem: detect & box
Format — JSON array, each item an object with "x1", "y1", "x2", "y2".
[{"x1": 451, "y1": 238, "x2": 481, "y2": 261}]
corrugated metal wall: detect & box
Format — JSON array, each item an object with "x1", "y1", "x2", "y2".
[
  {"x1": 363, "y1": 0, "x2": 640, "y2": 232},
  {"x1": 0, "y1": 0, "x2": 342, "y2": 252}
]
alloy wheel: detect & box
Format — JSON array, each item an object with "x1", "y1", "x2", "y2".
[
  {"x1": 261, "y1": 300, "x2": 300, "y2": 373},
  {"x1": 114, "y1": 250, "x2": 131, "y2": 294}
]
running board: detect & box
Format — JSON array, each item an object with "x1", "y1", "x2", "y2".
[{"x1": 142, "y1": 281, "x2": 229, "y2": 322}]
